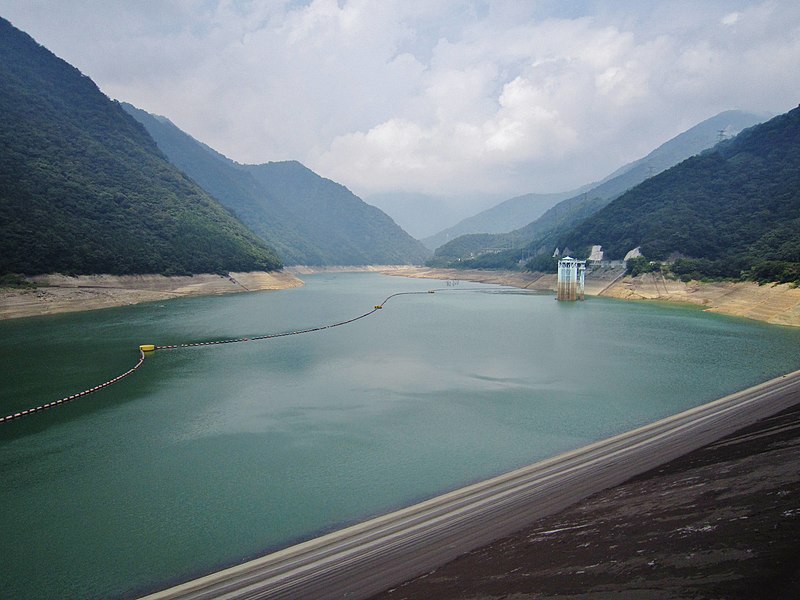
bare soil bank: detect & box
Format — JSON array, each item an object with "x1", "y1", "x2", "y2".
[
  {"x1": 285, "y1": 265, "x2": 416, "y2": 275},
  {"x1": 372, "y1": 400, "x2": 800, "y2": 600},
  {"x1": 0, "y1": 266, "x2": 424, "y2": 320},
  {"x1": 0, "y1": 271, "x2": 302, "y2": 320},
  {"x1": 386, "y1": 267, "x2": 800, "y2": 327}
]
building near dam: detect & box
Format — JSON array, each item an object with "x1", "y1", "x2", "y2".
[{"x1": 557, "y1": 256, "x2": 586, "y2": 301}]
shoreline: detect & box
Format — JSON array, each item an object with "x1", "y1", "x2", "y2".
[
  {"x1": 285, "y1": 265, "x2": 414, "y2": 275},
  {"x1": 3, "y1": 265, "x2": 799, "y2": 328},
  {"x1": 0, "y1": 266, "x2": 420, "y2": 320},
  {"x1": 383, "y1": 266, "x2": 800, "y2": 328},
  {"x1": 0, "y1": 271, "x2": 303, "y2": 320}
]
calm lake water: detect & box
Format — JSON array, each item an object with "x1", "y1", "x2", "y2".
[{"x1": 1, "y1": 273, "x2": 799, "y2": 599}]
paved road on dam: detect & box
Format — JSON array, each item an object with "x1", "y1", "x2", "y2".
[{"x1": 141, "y1": 369, "x2": 800, "y2": 600}]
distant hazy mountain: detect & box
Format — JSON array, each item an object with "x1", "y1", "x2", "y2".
[
  {"x1": 0, "y1": 17, "x2": 281, "y2": 276},
  {"x1": 590, "y1": 109, "x2": 768, "y2": 192},
  {"x1": 421, "y1": 189, "x2": 586, "y2": 251},
  {"x1": 363, "y1": 192, "x2": 458, "y2": 239},
  {"x1": 365, "y1": 191, "x2": 503, "y2": 240},
  {"x1": 123, "y1": 105, "x2": 430, "y2": 266},
  {"x1": 430, "y1": 109, "x2": 766, "y2": 267},
  {"x1": 555, "y1": 107, "x2": 800, "y2": 283}
]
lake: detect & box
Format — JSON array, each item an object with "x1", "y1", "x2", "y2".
[{"x1": 1, "y1": 272, "x2": 799, "y2": 599}]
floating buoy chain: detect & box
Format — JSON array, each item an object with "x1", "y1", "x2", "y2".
[
  {"x1": 0, "y1": 348, "x2": 147, "y2": 424},
  {"x1": 1, "y1": 285, "x2": 491, "y2": 424}
]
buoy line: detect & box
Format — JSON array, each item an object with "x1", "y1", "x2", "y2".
[
  {"x1": 0, "y1": 286, "x2": 499, "y2": 425},
  {"x1": 0, "y1": 348, "x2": 147, "y2": 424}
]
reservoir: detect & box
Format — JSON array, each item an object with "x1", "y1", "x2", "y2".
[{"x1": 2, "y1": 272, "x2": 799, "y2": 599}]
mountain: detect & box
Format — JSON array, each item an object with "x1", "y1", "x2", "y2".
[
  {"x1": 364, "y1": 192, "x2": 469, "y2": 240},
  {"x1": 421, "y1": 188, "x2": 585, "y2": 251},
  {"x1": 555, "y1": 106, "x2": 800, "y2": 283},
  {"x1": 0, "y1": 17, "x2": 281, "y2": 276},
  {"x1": 429, "y1": 110, "x2": 767, "y2": 268},
  {"x1": 600, "y1": 110, "x2": 766, "y2": 184},
  {"x1": 122, "y1": 105, "x2": 430, "y2": 266}
]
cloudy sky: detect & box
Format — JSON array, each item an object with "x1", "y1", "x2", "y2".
[{"x1": 2, "y1": 0, "x2": 799, "y2": 207}]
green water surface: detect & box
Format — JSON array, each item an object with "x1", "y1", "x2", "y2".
[{"x1": 1, "y1": 273, "x2": 799, "y2": 598}]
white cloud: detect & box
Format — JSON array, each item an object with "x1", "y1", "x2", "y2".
[
  {"x1": 722, "y1": 12, "x2": 741, "y2": 26},
  {"x1": 2, "y1": 0, "x2": 800, "y2": 201}
]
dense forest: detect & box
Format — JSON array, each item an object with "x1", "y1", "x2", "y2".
[
  {"x1": 557, "y1": 107, "x2": 800, "y2": 284},
  {"x1": 123, "y1": 104, "x2": 431, "y2": 266},
  {"x1": 0, "y1": 17, "x2": 282, "y2": 276}
]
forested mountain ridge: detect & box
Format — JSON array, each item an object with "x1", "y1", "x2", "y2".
[
  {"x1": 421, "y1": 188, "x2": 583, "y2": 251},
  {"x1": 122, "y1": 104, "x2": 431, "y2": 266},
  {"x1": 429, "y1": 110, "x2": 765, "y2": 267},
  {"x1": 555, "y1": 106, "x2": 800, "y2": 283},
  {"x1": 0, "y1": 17, "x2": 282, "y2": 276}
]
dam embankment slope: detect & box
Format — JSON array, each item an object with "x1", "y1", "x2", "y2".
[{"x1": 371, "y1": 377, "x2": 800, "y2": 600}]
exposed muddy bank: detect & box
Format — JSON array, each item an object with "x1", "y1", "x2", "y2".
[
  {"x1": 0, "y1": 271, "x2": 302, "y2": 319},
  {"x1": 385, "y1": 267, "x2": 800, "y2": 327}
]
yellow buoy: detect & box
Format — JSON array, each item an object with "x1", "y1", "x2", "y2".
[
  {"x1": 374, "y1": 305, "x2": 383, "y2": 309},
  {"x1": 139, "y1": 344, "x2": 155, "y2": 353}
]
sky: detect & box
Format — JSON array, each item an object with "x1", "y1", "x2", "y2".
[{"x1": 2, "y1": 0, "x2": 800, "y2": 209}]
